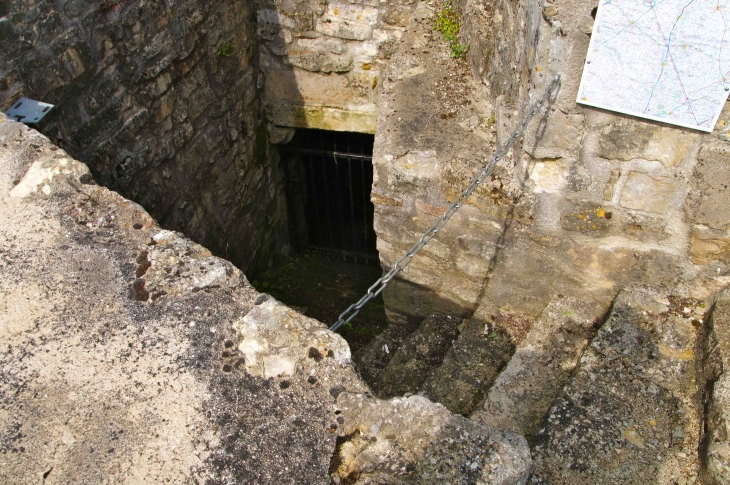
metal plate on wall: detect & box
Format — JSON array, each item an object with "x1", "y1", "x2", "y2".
[{"x1": 5, "y1": 98, "x2": 54, "y2": 124}]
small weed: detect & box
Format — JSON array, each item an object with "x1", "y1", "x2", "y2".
[
  {"x1": 217, "y1": 42, "x2": 236, "y2": 57},
  {"x1": 435, "y1": 0, "x2": 469, "y2": 59},
  {"x1": 486, "y1": 115, "x2": 497, "y2": 127}
]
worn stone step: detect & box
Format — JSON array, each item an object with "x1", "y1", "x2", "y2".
[
  {"x1": 471, "y1": 296, "x2": 607, "y2": 436},
  {"x1": 421, "y1": 314, "x2": 525, "y2": 416},
  {"x1": 371, "y1": 312, "x2": 462, "y2": 397},
  {"x1": 352, "y1": 321, "x2": 418, "y2": 389},
  {"x1": 530, "y1": 286, "x2": 708, "y2": 484}
]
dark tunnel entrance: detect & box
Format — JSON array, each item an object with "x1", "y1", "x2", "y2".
[
  {"x1": 250, "y1": 128, "x2": 386, "y2": 351},
  {"x1": 282, "y1": 129, "x2": 378, "y2": 264}
]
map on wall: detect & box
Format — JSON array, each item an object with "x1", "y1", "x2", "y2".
[{"x1": 577, "y1": 0, "x2": 730, "y2": 132}]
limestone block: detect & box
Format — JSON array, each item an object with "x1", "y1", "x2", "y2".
[
  {"x1": 423, "y1": 318, "x2": 517, "y2": 416},
  {"x1": 320, "y1": 3, "x2": 379, "y2": 24},
  {"x1": 60, "y1": 47, "x2": 86, "y2": 79},
  {"x1": 9, "y1": 155, "x2": 89, "y2": 199},
  {"x1": 523, "y1": 111, "x2": 584, "y2": 159},
  {"x1": 620, "y1": 172, "x2": 677, "y2": 214},
  {"x1": 560, "y1": 204, "x2": 612, "y2": 236},
  {"x1": 471, "y1": 297, "x2": 605, "y2": 436},
  {"x1": 567, "y1": 162, "x2": 592, "y2": 191},
  {"x1": 353, "y1": 321, "x2": 418, "y2": 387},
  {"x1": 598, "y1": 118, "x2": 697, "y2": 167},
  {"x1": 152, "y1": 90, "x2": 175, "y2": 123},
  {"x1": 270, "y1": 104, "x2": 377, "y2": 134},
  {"x1": 333, "y1": 393, "x2": 531, "y2": 484},
  {"x1": 318, "y1": 52, "x2": 354, "y2": 73},
  {"x1": 232, "y1": 299, "x2": 351, "y2": 379},
  {"x1": 294, "y1": 37, "x2": 346, "y2": 55},
  {"x1": 288, "y1": 49, "x2": 354, "y2": 73},
  {"x1": 531, "y1": 286, "x2": 706, "y2": 484},
  {"x1": 372, "y1": 313, "x2": 462, "y2": 397},
  {"x1": 382, "y1": 4, "x2": 414, "y2": 27},
  {"x1": 265, "y1": 66, "x2": 354, "y2": 107},
  {"x1": 315, "y1": 4, "x2": 376, "y2": 41},
  {"x1": 388, "y1": 150, "x2": 440, "y2": 187},
  {"x1": 528, "y1": 159, "x2": 570, "y2": 193},
  {"x1": 689, "y1": 225, "x2": 730, "y2": 265},
  {"x1": 455, "y1": 253, "x2": 492, "y2": 278},
  {"x1": 685, "y1": 140, "x2": 730, "y2": 229}
]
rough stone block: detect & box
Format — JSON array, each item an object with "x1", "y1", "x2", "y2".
[
  {"x1": 471, "y1": 297, "x2": 605, "y2": 436},
  {"x1": 598, "y1": 118, "x2": 697, "y2": 167},
  {"x1": 531, "y1": 286, "x2": 706, "y2": 484},
  {"x1": 372, "y1": 313, "x2": 461, "y2": 397},
  {"x1": 528, "y1": 159, "x2": 570, "y2": 193},
  {"x1": 423, "y1": 317, "x2": 518, "y2": 415},
  {"x1": 269, "y1": 103, "x2": 376, "y2": 134},
  {"x1": 316, "y1": 18, "x2": 373, "y2": 41},
  {"x1": 523, "y1": 111, "x2": 584, "y2": 159},
  {"x1": 685, "y1": 140, "x2": 730, "y2": 229},
  {"x1": 620, "y1": 172, "x2": 677, "y2": 214},
  {"x1": 232, "y1": 299, "x2": 351, "y2": 378},
  {"x1": 560, "y1": 204, "x2": 612, "y2": 236},
  {"x1": 689, "y1": 225, "x2": 730, "y2": 265},
  {"x1": 333, "y1": 393, "x2": 531, "y2": 484}
]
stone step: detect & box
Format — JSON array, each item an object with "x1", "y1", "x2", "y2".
[
  {"x1": 371, "y1": 313, "x2": 462, "y2": 397},
  {"x1": 530, "y1": 286, "x2": 708, "y2": 484},
  {"x1": 352, "y1": 321, "x2": 418, "y2": 389},
  {"x1": 421, "y1": 315, "x2": 523, "y2": 416},
  {"x1": 470, "y1": 296, "x2": 607, "y2": 436}
]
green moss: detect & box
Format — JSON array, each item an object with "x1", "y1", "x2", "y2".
[{"x1": 435, "y1": 0, "x2": 469, "y2": 59}]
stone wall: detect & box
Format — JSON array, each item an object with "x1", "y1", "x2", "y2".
[
  {"x1": 257, "y1": 0, "x2": 415, "y2": 136},
  {"x1": 0, "y1": 0, "x2": 288, "y2": 273},
  {"x1": 371, "y1": 0, "x2": 730, "y2": 325}
]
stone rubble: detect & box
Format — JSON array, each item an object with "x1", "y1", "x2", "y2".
[{"x1": 332, "y1": 393, "x2": 531, "y2": 484}]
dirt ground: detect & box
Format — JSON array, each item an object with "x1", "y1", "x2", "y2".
[{"x1": 250, "y1": 254, "x2": 388, "y2": 352}]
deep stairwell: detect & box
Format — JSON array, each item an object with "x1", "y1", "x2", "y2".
[{"x1": 355, "y1": 285, "x2": 725, "y2": 484}]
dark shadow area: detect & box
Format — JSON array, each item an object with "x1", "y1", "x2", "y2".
[
  {"x1": 279, "y1": 128, "x2": 378, "y2": 263},
  {"x1": 250, "y1": 253, "x2": 387, "y2": 352}
]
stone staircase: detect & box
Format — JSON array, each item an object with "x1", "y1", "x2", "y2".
[{"x1": 355, "y1": 285, "x2": 730, "y2": 484}]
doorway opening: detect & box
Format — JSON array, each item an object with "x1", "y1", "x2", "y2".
[
  {"x1": 282, "y1": 128, "x2": 378, "y2": 265},
  {"x1": 250, "y1": 128, "x2": 386, "y2": 351}
]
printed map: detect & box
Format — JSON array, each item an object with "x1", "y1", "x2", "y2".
[{"x1": 577, "y1": 0, "x2": 730, "y2": 132}]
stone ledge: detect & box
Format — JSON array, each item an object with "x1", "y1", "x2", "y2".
[{"x1": 269, "y1": 103, "x2": 377, "y2": 134}]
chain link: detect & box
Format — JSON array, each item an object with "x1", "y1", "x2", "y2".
[{"x1": 331, "y1": 75, "x2": 561, "y2": 332}]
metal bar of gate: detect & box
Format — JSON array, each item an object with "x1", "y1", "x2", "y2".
[
  {"x1": 333, "y1": 153, "x2": 346, "y2": 254},
  {"x1": 323, "y1": 155, "x2": 334, "y2": 248},
  {"x1": 360, "y1": 158, "x2": 368, "y2": 252},
  {"x1": 347, "y1": 156, "x2": 357, "y2": 256},
  {"x1": 306, "y1": 154, "x2": 323, "y2": 248},
  {"x1": 288, "y1": 147, "x2": 371, "y2": 160}
]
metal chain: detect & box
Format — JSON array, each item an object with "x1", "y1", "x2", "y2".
[{"x1": 331, "y1": 75, "x2": 561, "y2": 332}]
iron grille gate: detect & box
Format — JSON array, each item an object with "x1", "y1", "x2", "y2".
[{"x1": 280, "y1": 129, "x2": 378, "y2": 265}]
